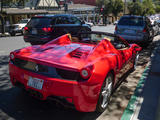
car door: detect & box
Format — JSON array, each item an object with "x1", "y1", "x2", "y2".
[{"x1": 112, "y1": 37, "x2": 133, "y2": 79}]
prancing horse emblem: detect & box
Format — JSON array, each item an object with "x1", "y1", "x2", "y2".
[{"x1": 35, "y1": 65, "x2": 39, "y2": 72}]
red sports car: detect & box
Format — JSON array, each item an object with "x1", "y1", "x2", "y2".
[{"x1": 9, "y1": 31, "x2": 141, "y2": 112}]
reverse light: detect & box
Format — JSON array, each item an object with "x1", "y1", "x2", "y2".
[
  {"x1": 10, "y1": 52, "x2": 15, "y2": 60},
  {"x1": 42, "y1": 27, "x2": 52, "y2": 32}
]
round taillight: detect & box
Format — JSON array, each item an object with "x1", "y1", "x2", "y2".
[
  {"x1": 80, "y1": 68, "x2": 91, "y2": 79},
  {"x1": 10, "y1": 53, "x2": 15, "y2": 60},
  {"x1": 24, "y1": 27, "x2": 28, "y2": 31}
]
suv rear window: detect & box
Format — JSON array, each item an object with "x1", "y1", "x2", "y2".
[
  {"x1": 118, "y1": 17, "x2": 144, "y2": 26},
  {"x1": 27, "y1": 17, "x2": 52, "y2": 27}
]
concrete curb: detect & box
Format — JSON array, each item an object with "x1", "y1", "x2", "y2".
[{"x1": 121, "y1": 66, "x2": 150, "y2": 120}]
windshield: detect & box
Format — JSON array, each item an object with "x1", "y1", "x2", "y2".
[
  {"x1": 27, "y1": 17, "x2": 52, "y2": 27},
  {"x1": 118, "y1": 17, "x2": 144, "y2": 26}
]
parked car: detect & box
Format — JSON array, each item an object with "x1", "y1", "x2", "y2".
[
  {"x1": 9, "y1": 31, "x2": 141, "y2": 112},
  {"x1": 114, "y1": 15, "x2": 154, "y2": 46},
  {"x1": 9, "y1": 19, "x2": 30, "y2": 36},
  {"x1": 23, "y1": 14, "x2": 91, "y2": 45},
  {"x1": 152, "y1": 21, "x2": 160, "y2": 36},
  {"x1": 85, "y1": 21, "x2": 94, "y2": 27}
]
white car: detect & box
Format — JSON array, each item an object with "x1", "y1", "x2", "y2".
[
  {"x1": 9, "y1": 19, "x2": 30, "y2": 36},
  {"x1": 85, "y1": 21, "x2": 94, "y2": 27}
]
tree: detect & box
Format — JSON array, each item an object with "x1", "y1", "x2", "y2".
[
  {"x1": 142, "y1": 0, "x2": 155, "y2": 15},
  {"x1": 128, "y1": 0, "x2": 155, "y2": 16},
  {"x1": 155, "y1": 5, "x2": 160, "y2": 13},
  {"x1": 96, "y1": 0, "x2": 112, "y2": 16},
  {"x1": 96, "y1": 0, "x2": 113, "y2": 24},
  {"x1": 128, "y1": 2, "x2": 144, "y2": 15},
  {"x1": 111, "y1": 0, "x2": 124, "y2": 20}
]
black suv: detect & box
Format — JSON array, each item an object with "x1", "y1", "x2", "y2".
[{"x1": 23, "y1": 14, "x2": 91, "y2": 45}]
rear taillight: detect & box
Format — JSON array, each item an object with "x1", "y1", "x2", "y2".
[
  {"x1": 80, "y1": 65, "x2": 94, "y2": 79},
  {"x1": 115, "y1": 26, "x2": 117, "y2": 31},
  {"x1": 143, "y1": 28, "x2": 146, "y2": 33},
  {"x1": 42, "y1": 27, "x2": 53, "y2": 32},
  {"x1": 24, "y1": 27, "x2": 28, "y2": 31}
]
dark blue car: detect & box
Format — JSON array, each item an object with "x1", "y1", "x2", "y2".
[{"x1": 24, "y1": 14, "x2": 91, "y2": 45}]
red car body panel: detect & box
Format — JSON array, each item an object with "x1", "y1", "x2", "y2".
[{"x1": 9, "y1": 33, "x2": 141, "y2": 112}]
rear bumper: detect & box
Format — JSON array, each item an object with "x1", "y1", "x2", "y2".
[
  {"x1": 115, "y1": 33, "x2": 149, "y2": 44},
  {"x1": 9, "y1": 62, "x2": 100, "y2": 112}
]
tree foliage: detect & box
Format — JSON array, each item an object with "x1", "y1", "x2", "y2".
[
  {"x1": 128, "y1": 0, "x2": 155, "y2": 16},
  {"x1": 128, "y1": 2, "x2": 143, "y2": 15},
  {"x1": 96, "y1": 0, "x2": 124, "y2": 17},
  {"x1": 155, "y1": 5, "x2": 160, "y2": 13},
  {"x1": 110, "y1": 0, "x2": 124, "y2": 19},
  {"x1": 142, "y1": 0, "x2": 155, "y2": 15}
]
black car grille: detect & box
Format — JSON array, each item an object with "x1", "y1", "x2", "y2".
[{"x1": 11, "y1": 58, "x2": 80, "y2": 81}]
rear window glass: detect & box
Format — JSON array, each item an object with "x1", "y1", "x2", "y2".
[
  {"x1": 19, "y1": 19, "x2": 29, "y2": 24},
  {"x1": 55, "y1": 17, "x2": 81, "y2": 25},
  {"x1": 118, "y1": 17, "x2": 144, "y2": 26},
  {"x1": 27, "y1": 17, "x2": 52, "y2": 27}
]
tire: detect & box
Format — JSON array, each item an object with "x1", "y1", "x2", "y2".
[
  {"x1": 96, "y1": 73, "x2": 113, "y2": 112},
  {"x1": 10, "y1": 32, "x2": 15, "y2": 36}
]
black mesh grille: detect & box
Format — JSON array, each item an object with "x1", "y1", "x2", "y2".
[{"x1": 11, "y1": 58, "x2": 79, "y2": 81}]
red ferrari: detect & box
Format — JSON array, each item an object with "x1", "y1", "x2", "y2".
[{"x1": 9, "y1": 31, "x2": 141, "y2": 112}]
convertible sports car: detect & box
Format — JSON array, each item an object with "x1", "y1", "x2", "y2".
[{"x1": 9, "y1": 31, "x2": 141, "y2": 112}]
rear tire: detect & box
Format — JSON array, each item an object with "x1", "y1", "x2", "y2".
[
  {"x1": 96, "y1": 73, "x2": 113, "y2": 112},
  {"x1": 10, "y1": 32, "x2": 15, "y2": 36}
]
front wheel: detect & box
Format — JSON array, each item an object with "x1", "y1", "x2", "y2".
[{"x1": 96, "y1": 73, "x2": 113, "y2": 112}]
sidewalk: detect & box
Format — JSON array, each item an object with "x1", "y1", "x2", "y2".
[{"x1": 121, "y1": 40, "x2": 160, "y2": 120}]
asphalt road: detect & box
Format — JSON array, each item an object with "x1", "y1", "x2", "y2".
[{"x1": 0, "y1": 25, "x2": 158, "y2": 120}]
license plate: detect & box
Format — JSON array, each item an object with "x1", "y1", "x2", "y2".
[
  {"x1": 32, "y1": 29, "x2": 37, "y2": 34},
  {"x1": 125, "y1": 30, "x2": 134, "y2": 34},
  {"x1": 27, "y1": 77, "x2": 44, "y2": 90}
]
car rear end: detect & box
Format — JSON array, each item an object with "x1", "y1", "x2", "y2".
[
  {"x1": 9, "y1": 39, "x2": 104, "y2": 112},
  {"x1": 115, "y1": 16, "x2": 149, "y2": 44},
  {"x1": 24, "y1": 16, "x2": 55, "y2": 45}
]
